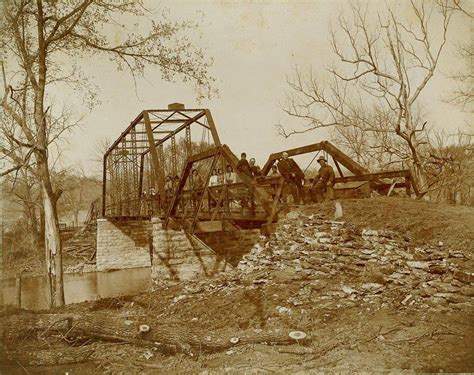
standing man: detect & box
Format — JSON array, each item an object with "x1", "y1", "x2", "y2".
[
  {"x1": 277, "y1": 152, "x2": 305, "y2": 204},
  {"x1": 236, "y1": 152, "x2": 252, "y2": 177},
  {"x1": 310, "y1": 156, "x2": 335, "y2": 203},
  {"x1": 249, "y1": 158, "x2": 262, "y2": 177}
]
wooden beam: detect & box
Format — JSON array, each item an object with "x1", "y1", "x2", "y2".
[
  {"x1": 261, "y1": 142, "x2": 327, "y2": 175},
  {"x1": 322, "y1": 141, "x2": 369, "y2": 175},
  {"x1": 261, "y1": 141, "x2": 370, "y2": 177},
  {"x1": 191, "y1": 153, "x2": 220, "y2": 232},
  {"x1": 166, "y1": 159, "x2": 193, "y2": 219},
  {"x1": 211, "y1": 186, "x2": 227, "y2": 221},
  {"x1": 267, "y1": 177, "x2": 284, "y2": 224},
  {"x1": 221, "y1": 145, "x2": 273, "y2": 214},
  {"x1": 195, "y1": 220, "x2": 223, "y2": 233},
  {"x1": 334, "y1": 170, "x2": 410, "y2": 183},
  {"x1": 332, "y1": 156, "x2": 344, "y2": 177},
  {"x1": 405, "y1": 176, "x2": 411, "y2": 197}
]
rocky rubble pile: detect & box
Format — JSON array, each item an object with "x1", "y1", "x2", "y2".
[
  {"x1": 63, "y1": 221, "x2": 97, "y2": 259},
  {"x1": 234, "y1": 211, "x2": 474, "y2": 310}
]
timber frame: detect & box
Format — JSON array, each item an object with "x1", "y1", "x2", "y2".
[
  {"x1": 164, "y1": 145, "x2": 284, "y2": 232},
  {"x1": 261, "y1": 141, "x2": 421, "y2": 198}
]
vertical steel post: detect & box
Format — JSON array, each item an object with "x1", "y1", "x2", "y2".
[
  {"x1": 102, "y1": 154, "x2": 107, "y2": 216},
  {"x1": 143, "y1": 111, "x2": 166, "y2": 206},
  {"x1": 138, "y1": 154, "x2": 145, "y2": 216},
  {"x1": 205, "y1": 109, "x2": 221, "y2": 146}
]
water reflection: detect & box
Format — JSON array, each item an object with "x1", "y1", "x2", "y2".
[{"x1": 1, "y1": 267, "x2": 151, "y2": 310}]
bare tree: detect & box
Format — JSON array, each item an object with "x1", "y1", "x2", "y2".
[
  {"x1": 437, "y1": 0, "x2": 473, "y2": 110},
  {"x1": 424, "y1": 130, "x2": 473, "y2": 204},
  {"x1": 280, "y1": 1, "x2": 454, "y2": 191},
  {"x1": 0, "y1": 0, "x2": 216, "y2": 307}
]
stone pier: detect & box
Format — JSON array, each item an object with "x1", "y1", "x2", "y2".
[
  {"x1": 96, "y1": 217, "x2": 260, "y2": 282},
  {"x1": 96, "y1": 218, "x2": 152, "y2": 271}
]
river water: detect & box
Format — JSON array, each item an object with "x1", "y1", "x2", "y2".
[{"x1": 1, "y1": 267, "x2": 151, "y2": 310}]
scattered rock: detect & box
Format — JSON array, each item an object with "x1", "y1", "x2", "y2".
[
  {"x1": 453, "y1": 270, "x2": 474, "y2": 283},
  {"x1": 341, "y1": 286, "x2": 357, "y2": 294},
  {"x1": 227, "y1": 211, "x2": 473, "y2": 312},
  {"x1": 407, "y1": 261, "x2": 430, "y2": 270},
  {"x1": 460, "y1": 286, "x2": 474, "y2": 297}
]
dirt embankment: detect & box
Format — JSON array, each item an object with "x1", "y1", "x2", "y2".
[
  {"x1": 1, "y1": 198, "x2": 473, "y2": 373},
  {"x1": 312, "y1": 197, "x2": 474, "y2": 254}
]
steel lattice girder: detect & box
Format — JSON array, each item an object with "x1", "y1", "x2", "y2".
[{"x1": 102, "y1": 108, "x2": 221, "y2": 217}]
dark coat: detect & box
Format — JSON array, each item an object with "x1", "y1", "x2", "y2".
[
  {"x1": 236, "y1": 159, "x2": 252, "y2": 176},
  {"x1": 277, "y1": 158, "x2": 304, "y2": 179},
  {"x1": 314, "y1": 164, "x2": 335, "y2": 186}
]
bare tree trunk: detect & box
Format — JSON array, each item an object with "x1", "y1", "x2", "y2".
[
  {"x1": 35, "y1": 145, "x2": 65, "y2": 308},
  {"x1": 38, "y1": 159, "x2": 65, "y2": 307},
  {"x1": 33, "y1": 1, "x2": 64, "y2": 307},
  {"x1": 39, "y1": 206, "x2": 45, "y2": 246}
]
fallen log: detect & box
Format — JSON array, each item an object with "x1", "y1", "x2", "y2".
[
  {"x1": 1, "y1": 313, "x2": 74, "y2": 342},
  {"x1": 2, "y1": 346, "x2": 94, "y2": 366},
  {"x1": 2, "y1": 312, "x2": 311, "y2": 355}
]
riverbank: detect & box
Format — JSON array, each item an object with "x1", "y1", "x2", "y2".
[{"x1": 1, "y1": 197, "x2": 473, "y2": 373}]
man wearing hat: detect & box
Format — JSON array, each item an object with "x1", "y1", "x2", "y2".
[
  {"x1": 277, "y1": 152, "x2": 305, "y2": 204},
  {"x1": 310, "y1": 155, "x2": 335, "y2": 203}
]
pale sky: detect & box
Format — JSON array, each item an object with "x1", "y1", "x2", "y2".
[{"x1": 60, "y1": 0, "x2": 472, "y2": 176}]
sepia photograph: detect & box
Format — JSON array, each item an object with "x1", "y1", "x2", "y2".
[{"x1": 0, "y1": 0, "x2": 473, "y2": 373}]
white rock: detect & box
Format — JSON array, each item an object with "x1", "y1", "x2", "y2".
[
  {"x1": 173, "y1": 295, "x2": 187, "y2": 303},
  {"x1": 406, "y1": 261, "x2": 429, "y2": 269},
  {"x1": 276, "y1": 306, "x2": 292, "y2": 314},
  {"x1": 401, "y1": 294, "x2": 412, "y2": 305},
  {"x1": 334, "y1": 201, "x2": 343, "y2": 219},
  {"x1": 342, "y1": 286, "x2": 357, "y2": 294},
  {"x1": 361, "y1": 283, "x2": 385, "y2": 293}
]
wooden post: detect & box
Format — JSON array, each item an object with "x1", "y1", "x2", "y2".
[
  {"x1": 191, "y1": 154, "x2": 220, "y2": 232},
  {"x1": 332, "y1": 157, "x2": 344, "y2": 177},
  {"x1": 267, "y1": 177, "x2": 284, "y2": 224},
  {"x1": 15, "y1": 276, "x2": 21, "y2": 308},
  {"x1": 405, "y1": 176, "x2": 412, "y2": 197}
]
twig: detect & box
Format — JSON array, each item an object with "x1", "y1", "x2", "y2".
[
  {"x1": 14, "y1": 359, "x2": 30, "y2": 374},
  {"x1": 39, "y1": 317, "x2": 72, "y2": 339}
]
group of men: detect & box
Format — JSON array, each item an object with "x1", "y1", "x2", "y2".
[
  {"x1": 276, "y1": 152, "x2": 335, "y2": 204},
  {"x1": 235, "y1": 151, "x2": 336, "y2": 204}
]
